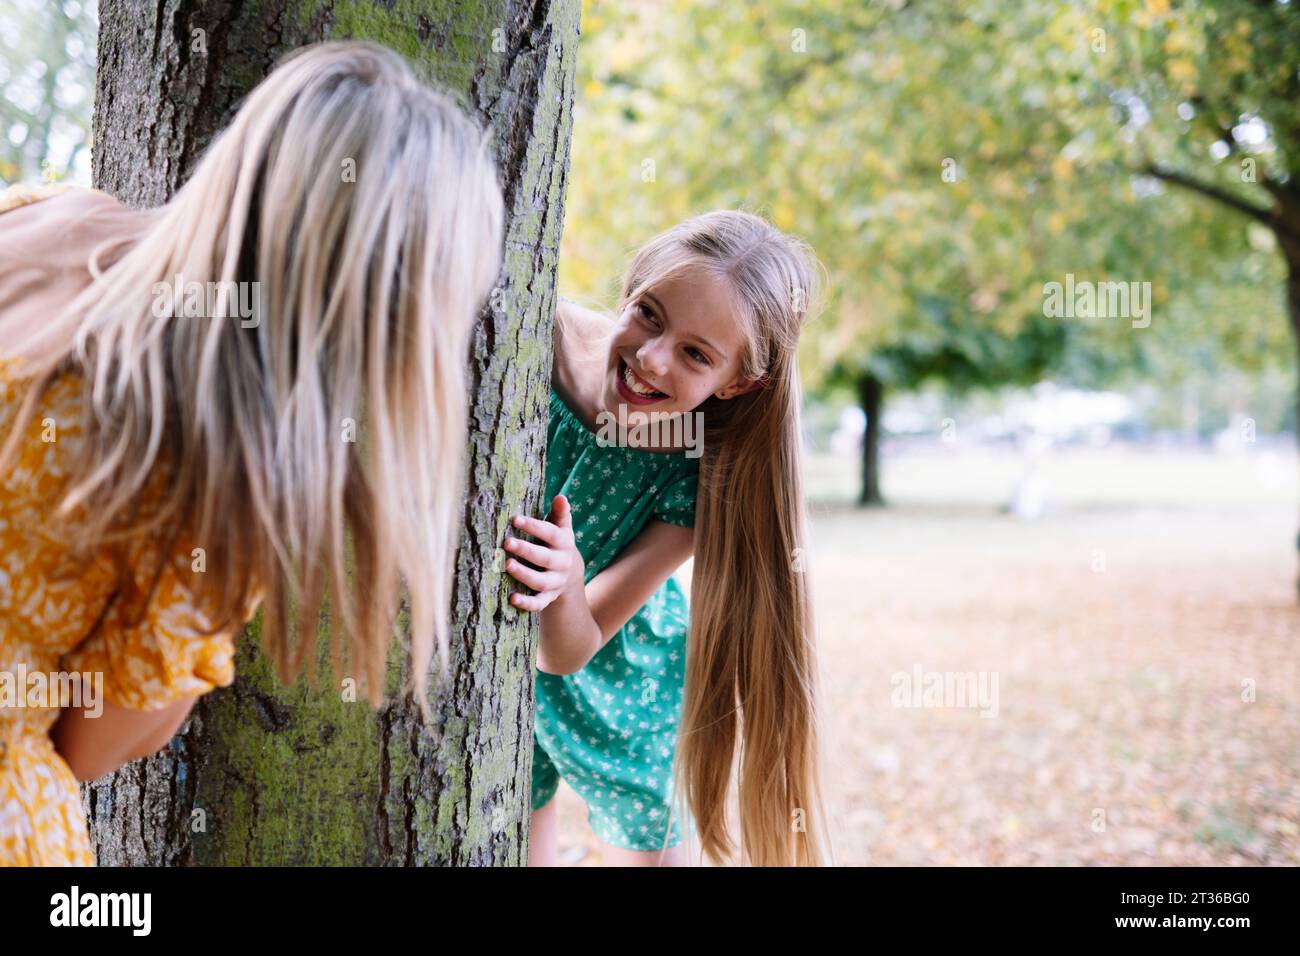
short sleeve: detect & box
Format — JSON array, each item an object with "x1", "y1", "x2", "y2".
[
  {"x1": 60, "y1": 538, "x2": 246, "y2": 712},
  {"x1": 651, "y1": 469, "x2": 699, "y2": 529}
]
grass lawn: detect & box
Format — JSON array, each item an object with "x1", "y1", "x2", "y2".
[{"x1": 551, "y1": 444, "x2": 1300, "y2": 865}]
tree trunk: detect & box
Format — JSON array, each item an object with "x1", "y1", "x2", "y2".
[
  {"x1": 1285, "y1": 250, "x2": 1300, "y2": 602},
  {"x1": 1266, "y1": 214, "x2": 1300, "y2": 600},
  {"x1": 84, "y1": 0, "x2": 580, "y2": 865},
  {"x1": 858, "y1": 371, "x2": 884, "y2": 506},
  {"x1": 1144, "y1": 168, "x2": 1300, "y2": 602}
]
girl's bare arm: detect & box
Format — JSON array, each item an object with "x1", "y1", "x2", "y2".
[
  {"x1": 50, "y1": 694, "x2": 198, "y2": 781},
  {"x1": 584, "y1": 519, "x2": 693, "y2": 645},
  {"x1": 505, "y1": 501, "x2": 694, "y2": 675}
]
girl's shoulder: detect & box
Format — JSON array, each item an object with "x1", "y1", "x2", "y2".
[
  {"x1": 0, "y1": 182, "x2": 142, "y2": 290},
  {"x1": 0, "y1": 186, "x2": 148, "y2": 363},
  {"x1": 0, "y1": 182, "x2": 120, "y2": 220},
  {"x1": 0, "y1": 181, "x2": 83, "y2": 215},
  {"x1": 552, "y1": 297, "x2": 613, "y2": 429}
]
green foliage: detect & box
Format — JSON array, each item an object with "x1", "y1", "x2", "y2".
[
  {"x1": 560, "y1": 0, "x2": 1295, "y2": 402},
  {"x1": 0, "y1": 0, "x2": 97, "y2": 186}
]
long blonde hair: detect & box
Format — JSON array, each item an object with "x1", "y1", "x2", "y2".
[
  {"x1": 0, "y1": 41, "x2": 505, "y2": 720},
  {"x1": 617, "y1": 210, "x2": 836, "y2": 866}
]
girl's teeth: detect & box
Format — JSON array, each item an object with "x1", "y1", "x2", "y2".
[{"x1": 624, "y1": 364, "x2": 662, "y2": 397}]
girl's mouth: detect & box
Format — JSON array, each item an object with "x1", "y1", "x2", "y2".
[{"x1": 616, "y1": 357, "x2": 669, "y2": 405}]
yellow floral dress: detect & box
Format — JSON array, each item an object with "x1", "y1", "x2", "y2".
[{"x1": 0, "y1": 183, "x2": 245, "y2": 865}]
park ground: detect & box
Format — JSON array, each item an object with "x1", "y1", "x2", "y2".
[{"x1": 550, "y1": 443, "x2": 1300, "y2": 865}]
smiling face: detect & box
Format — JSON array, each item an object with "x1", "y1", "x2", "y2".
[{"x1": 600, "y1": 265, "x2": 758, "y2": 423}]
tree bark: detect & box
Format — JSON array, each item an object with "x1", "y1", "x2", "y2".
[
  {"x1": 858, "y1": 371, "x2": 884, "y2": 506},
  {"x1": 1266, "y1": 188, "x2": 1300, "y2": 599},
  {"x1": 1285, "y1": 249, "x2": 1300, "y2": 602},
  {"x1": 84, "y1": 0, "x2": 580, "y2": 865},
  {"x1": 1142, "y1": 168, "x2": 1300, "y2": 603}
]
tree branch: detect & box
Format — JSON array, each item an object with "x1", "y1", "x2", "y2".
[{"x1": 1142, "y1": 163, "x2": 1293, "y2": 237}]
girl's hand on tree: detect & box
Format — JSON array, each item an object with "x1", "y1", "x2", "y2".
[{"x1": 503, "y1": 494, "x2": 585, "y2": 612}]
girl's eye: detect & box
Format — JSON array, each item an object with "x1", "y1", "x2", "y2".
[
  {"x1": 637, "y1": 302, "x2": 658, "y2": 324},
  {"x1": 686, "y1": 347, "x2": 710, "y2": 366}
]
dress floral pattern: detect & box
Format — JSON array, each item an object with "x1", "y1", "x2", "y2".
[
  {"x1": 0, "y1": 184, "x2": 246, "y2": 865},
  {"x1": 531, "y1": 387, "x2": 700, "y2": 851}
]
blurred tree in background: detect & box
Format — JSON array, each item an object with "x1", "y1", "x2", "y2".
[
  {"x1": 559, "y1": 0, "x2": 1294, "y2": 506},
  {"x1": 0, "y1": 0, "x2": 96, "y2": 185}
]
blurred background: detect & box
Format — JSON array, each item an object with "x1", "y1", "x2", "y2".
[{"x1": 5, "y1": 0, "x2": 1296, "y2": 866}]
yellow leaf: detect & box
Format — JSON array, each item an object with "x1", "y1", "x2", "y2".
[{"x1": 1167, "y1": 58, "x2": 1196, "y2": 84}]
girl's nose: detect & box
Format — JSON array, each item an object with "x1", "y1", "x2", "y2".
[{"x1": 637, "y1": 339, "x2": 669, "y2": 377}]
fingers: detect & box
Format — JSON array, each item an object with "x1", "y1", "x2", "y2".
[
  {"x1": 549, "y1": 494, "x2": 573, "y2": 529},
  {"x1": 503, "y1": 556, "x2": 565, "y2": 593},
  {"x1": 510, "y1": 589, "x2": 559, "y2": 612},
  {"x1": 502, "y1": 535, "x2": 559, "y2": 569},
  {"x1": 504, "y1": 497, "x2": 577, "y2": 614},
  {"x1": 511, "y1": 512, "x2": 565, "y2": 547}
]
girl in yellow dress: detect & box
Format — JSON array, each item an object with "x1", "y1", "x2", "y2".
[{"x1": 0, "y1": 41, "x2": 505, "y2": 865}]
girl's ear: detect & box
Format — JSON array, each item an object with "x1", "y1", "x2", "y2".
[{"x1": 715, "y1": 376, "x2": 763, "y2": 400}]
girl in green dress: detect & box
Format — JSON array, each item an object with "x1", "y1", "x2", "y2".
[{"x1": 503, "y1": 210, "x2": 835, "y2": 867}]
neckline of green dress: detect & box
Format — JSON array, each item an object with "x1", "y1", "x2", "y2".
[{"x1": 549, "y1": 387, "x2": 699, "y2": 464}]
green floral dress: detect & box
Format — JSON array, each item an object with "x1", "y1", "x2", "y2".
[{"x1": 531, "y1": 387, "x2": 699, "y2": 851}]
